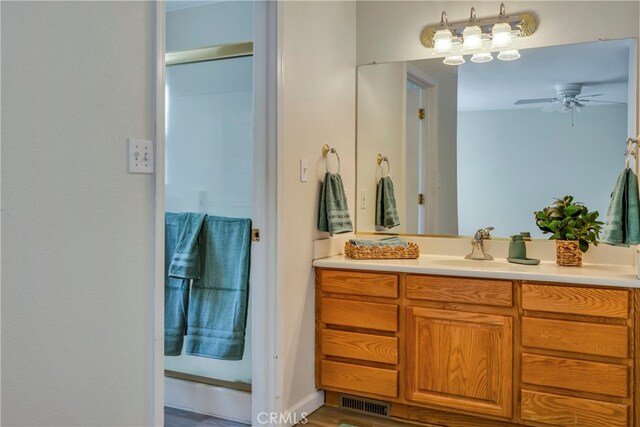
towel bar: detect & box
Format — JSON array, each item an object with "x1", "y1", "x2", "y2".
[
  {"x1": 376, "y1": 153, "x2": 391, "y2": 177},
  {"x1": 321, "y1": 144, "x2": 341, "y2": 174}
]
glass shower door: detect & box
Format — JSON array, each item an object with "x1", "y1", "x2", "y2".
[{"x1": 164, "y1": 55, "x2": 253, "y2": 385}]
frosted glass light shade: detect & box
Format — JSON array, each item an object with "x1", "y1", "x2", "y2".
[
  {"x1": 497, "y1": 49, "x2": 521, "y2": 61},
  {"x1": 433, "y1": 28, "x2": 453, "y2": 54},
  {"x1": 443, "y1": 55, "x2": 465, "y2": 66},
  {"x1": 491, "y1": 22, "x2": 512, "y2": 49},
  {"x1": 462, "y1": 25, "x2": 482, "y2": 51},
  {"x1": 471, "y1": 52, "x2": 493, "y2": 63}
]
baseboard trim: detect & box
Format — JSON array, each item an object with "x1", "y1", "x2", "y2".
[
  {"x1": 280, "y1": 390, "x2": 325, "y2": 427},
  {"x1": 164, "y1": 376, "x2": 251, "y2": 424}
]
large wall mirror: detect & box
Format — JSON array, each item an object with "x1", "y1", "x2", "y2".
[{"x1": 356, "y1": 38, "x2": 638, "y2": 239}]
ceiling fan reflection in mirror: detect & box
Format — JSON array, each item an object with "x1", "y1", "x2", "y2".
[{"x1": 514, "y1": 83, "x2": 626, "y2": 127}]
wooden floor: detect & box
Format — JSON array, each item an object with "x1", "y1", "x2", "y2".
[
  {"x1": 302, "y1": 405, "x2": 431, "y2": 426},
  {"x1": 165, "y1": 405, "x2": 428, "y2": 427},
  {"x1": 164, "y1": 407, "x2": 248, "y2": 427}
]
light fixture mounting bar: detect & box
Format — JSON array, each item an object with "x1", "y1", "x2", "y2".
[{"x1": 421, "y1": 12, "x2": 537, "y2": 49}]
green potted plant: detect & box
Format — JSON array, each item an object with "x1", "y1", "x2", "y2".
[{"x1": 534, "y1": 195, "x2": 603, "y2": 266}]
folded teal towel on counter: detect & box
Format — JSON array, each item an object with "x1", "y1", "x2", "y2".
[
  {"x1": 375, "y1": 176, "x2": 400, "y2": 229},
  {"x1": 602, "y1": 168, "x2": 640, "y2": 246},
  {"x1": 186, "y1": 215, "x2": 251, "y2": 360},
  {"x1": 164, "y1": 212, "x2": 206, "y2": 356},
  {"x1": 318, "y1": 172, "x2": 353, "y2": 236},
  {"x1": 349, "y1": 236, "x2": 408, "y2": 247}
]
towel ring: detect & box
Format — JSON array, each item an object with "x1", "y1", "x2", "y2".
[
  {"x1": 627, "y1": 136, "x2": 640, "y2": 159},
  {"x1": 376, "y1": 153, "x2": 391, "y2": 177},
  {"x1": 322, "y1": 144, "x2": 340, "y2": 174}
]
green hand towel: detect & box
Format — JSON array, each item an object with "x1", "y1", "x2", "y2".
[
  {"x1": 318, "y1": 172, "x2": 353, "y2": 236},
  {"x1": 375, "y1": 176, "x2": 400, "y2": 229},
  {"x1": 602, "y1": 168, "x2": 640, "y2": 246}
]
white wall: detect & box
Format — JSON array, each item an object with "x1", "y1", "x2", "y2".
[
  {"x1": 1, "y1": 2, "x2": 155, "y2": 426},
  {"x1": 458, "y1": 105, "x2": 627, "y2": 238},
  {"x1": 357, "y1": 62, "x2": 406, "y2": 233},
  {"x1": 277, "y1": 0, "x2": 356, "y2": 414}
]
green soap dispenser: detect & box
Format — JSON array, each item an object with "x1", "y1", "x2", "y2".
[
  {"x1": 508, "y1": 235, "x2": 526, "y2": 259},
  {"x1": 507, "y1": 234, "x2": 540, "y2": 265}
]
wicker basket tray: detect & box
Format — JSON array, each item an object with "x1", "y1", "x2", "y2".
[{"x1": 344, "y1": 241, "x2": 420, "y2": 260}]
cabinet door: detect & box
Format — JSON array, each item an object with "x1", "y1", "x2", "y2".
[{"x1": 406, "y1": 307, "x2": 513, "y2": 418}]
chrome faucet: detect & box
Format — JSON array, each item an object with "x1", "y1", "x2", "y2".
[{"x1": 465, "y1": 227, "x2": 494, "y2": 260}]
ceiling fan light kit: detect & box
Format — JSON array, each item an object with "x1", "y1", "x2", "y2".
[
  {"x1": 515, "y1": 83, "x2": 626, "y2": 127},
  {"x1": 421, "y1": 3, "x2": 537, "y2": 66}
]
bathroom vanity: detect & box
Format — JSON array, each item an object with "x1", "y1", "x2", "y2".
[{"x1": 313, "y1": 256, "x2": 640, "y2": 427}]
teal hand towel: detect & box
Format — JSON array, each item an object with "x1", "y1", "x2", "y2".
[
  {"x1": 349, "y1": 237, "x2": 408, "y2": 247},
  {"x1": 602, "y1": 168, "x2": 640, "y2": 246},
  {"x1": 318, "y1": 172, "x2": 353, "y2": 236},
  {"x1": 375, "y1": 176, "x2": 400, "y2": 229},
  {"x1": 186, "y1": 216, "x2": 251, "y2": 360},
  {"x1": 168, "y1": 212, "x2": 206, "y2": 279},
  {"x1": 165, "y1": 213, "x2": 201, "y2": 355}
]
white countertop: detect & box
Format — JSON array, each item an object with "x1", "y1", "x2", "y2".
[{"x1": 312, "y1": 254, "x2": 640, "y2": 288}]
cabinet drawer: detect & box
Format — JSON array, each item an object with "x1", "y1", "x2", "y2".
[
  {"x1": 406, "y1": 275, "x2": 512, "y2": 307},
  {"x1": 521, "y1": 353, "x2": 628, "y2": 397},
  {"x1": 521, "y1": 389, "x2": 628, "y2": 427},
  {"x1": 522, "y1": 317, "x2": 628, "y2": 358},
  {"x1": 321, "y1": 360, "x2": 398, "y2": 398},
  {"x1": 321, "y1": 298, "x2": 398, "y2": 332},
  {"x1": 321, "y1": 269, "x2": 398, "y2": 298},
  {"x1": 322, "y1": 329, "x2": 398, "y2": 364},
  {"x1": 522, "y1": 283, "x2": 628, "y2": 318}
]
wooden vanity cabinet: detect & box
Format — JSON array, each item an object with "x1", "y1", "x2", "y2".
[
  {"x1": 316, "y1": 269, "x2": 401, "y2": 400},
  {"x1": 520, "y1": 282, "x2": 634, "y2": 427},
  {"x1": 405, "y1": 275, "x2": 514, "y2": 418},
  {"x1": 316, "y1": 268, "x2": 639, "y2": 427}
]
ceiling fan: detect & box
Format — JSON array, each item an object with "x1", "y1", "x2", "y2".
[{"x1": 514, "y1": 83, "x2": 625, "y2": 113}]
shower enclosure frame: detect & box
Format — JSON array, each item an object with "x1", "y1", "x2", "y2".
[{"x1": 152, "y1": 2, "x2": 279, "y2": 425}]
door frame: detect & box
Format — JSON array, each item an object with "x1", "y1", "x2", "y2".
[
  {"x1": 407, "y1": 65, "x2": 437, "y2": 235},
  {"x1": 152, "y1": 1, "x2": 279, "y2": 425}
]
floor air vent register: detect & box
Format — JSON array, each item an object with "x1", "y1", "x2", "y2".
[{"x1": 339, "y1": 394, "x2": 391, "y2": 417}]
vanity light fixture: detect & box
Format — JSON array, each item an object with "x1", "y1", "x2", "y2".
[
  {"x1": 491, "y1": 4, "x2": 513, "y2": 49},
  {"x1": 471, "y1": 52, "x2": 493, "y2": 63},
  {"x1": 432, "y1": 12, "x2": 453, "y2": 54},
  {"x1": 443, "y1": 55, "x2": 465, "y2": 65},
  {"x1": 497, "y1": 49, "x2": 521, "y2": 61},
  {"x1": 421, "y1": 3, "x2": 537, "y2": 66},
  {"x1": 462, "y1": 8, "x2": 483, "y2": 52}
]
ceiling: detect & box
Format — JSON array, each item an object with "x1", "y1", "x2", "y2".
[{"x1": 457, "y1": 38, "x2": 632, "y2": 112}]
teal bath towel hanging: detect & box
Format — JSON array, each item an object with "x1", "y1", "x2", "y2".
[
  {"x1": 375, "y1": 176, "x2": 400, "y2": 229},
  {"x1": 185, "y1": 215, "x2": 252, "y2": 360},
  {"x1": 318, "y1": 172, "x2": 353, "y2": 236},
  {"x1": 164, "y1": 212, "x2": 206, "y2": 356},
  {"x1": 602, "y1": 154, "x2": 640, "y2": 246}
]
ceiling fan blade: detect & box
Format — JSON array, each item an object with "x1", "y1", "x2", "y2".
[
  {"x1": 577, "y1": 94, "x2": 604, "y2": 98},
  {"x1": 514, "y1": 98, "x2": 556, "y2": 105},
  {"x1": 542, "y1": 101, "x2": 561, "y2": 112},
  {"x1": 580, "y1": 99, "x2": 627, "y2": 105}
]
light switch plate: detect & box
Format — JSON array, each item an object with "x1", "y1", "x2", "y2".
[
  {"x1": 300, "y1": 159, "x2": 308, "y2": 182},
  {"x1": 128, "y1": 138, "x2": 154, "y2": 174}
]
